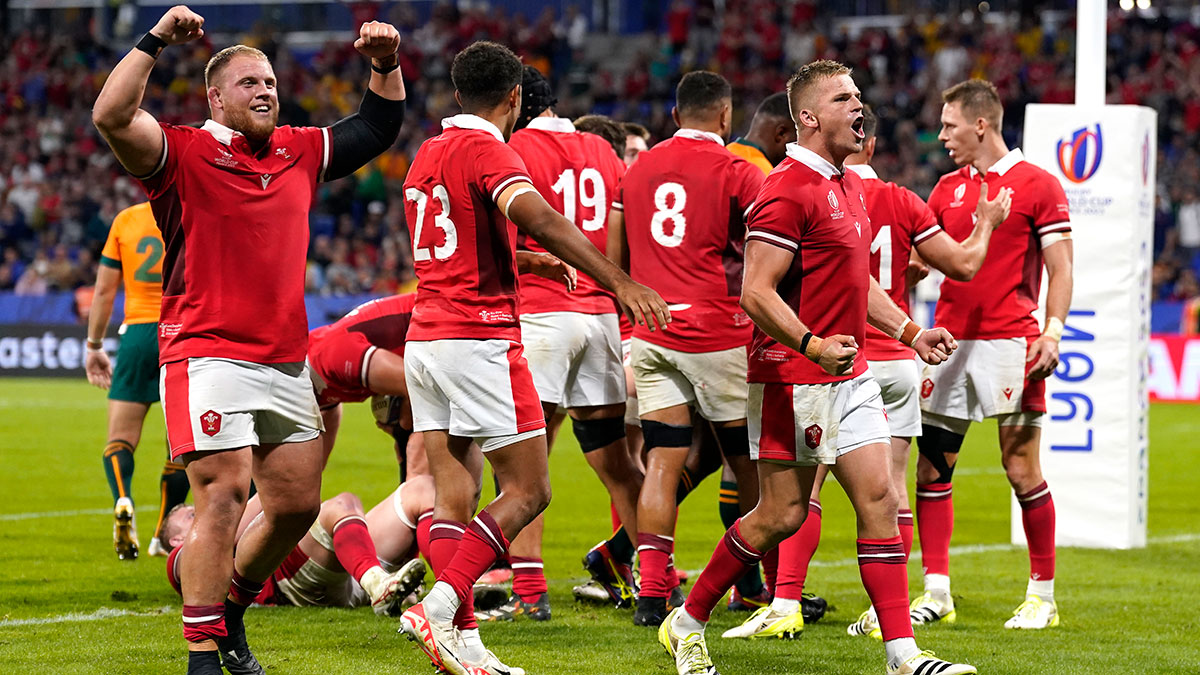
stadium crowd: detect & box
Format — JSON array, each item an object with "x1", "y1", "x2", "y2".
[{"x1": 1, "y1": 4, "x2": 1198, "y2": 308}]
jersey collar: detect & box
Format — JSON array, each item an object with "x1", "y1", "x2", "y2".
[
  {"x1": 202, "y1": 119, "x2": 243, "y2": 146},
  {"x1": 442, "y1": 114, "x2": 505, "y2": 143},
  {"x1": 786, "y1": 143, "x2": 843, "y2": 180},
  {"x1": 969, "y1": 147, "x2": 1023, "y2": 178},
  {"x1": 526, "y1": 116, "x2": 577, "y2": 133},
  {"x1": 846, "y1": 164, "x2": 878, "y2": 180},
  {"x1": 673, "y1": 128, "x2": 726, "y2": 146}
]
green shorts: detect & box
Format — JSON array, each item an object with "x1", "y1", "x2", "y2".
[{"x1": 109, "y1": 322, "x2": 161, "y2": 403}]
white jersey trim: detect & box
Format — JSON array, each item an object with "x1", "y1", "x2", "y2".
[
  {"x1": 526, "y1": 116, "x2": 577, "y2": 133},
  {"x1": 846, "y1": 164, "x2": 878, "y2": 180},
  {"x1": 786, "y1": 143, "x2": 842, "y2": 180},
  {"x1": 969, "y1": 148, "x2": 1024, "y2": 178},
  {"x1": 747, "y1": 229, "x2": 799, "y2": 251},
  {"x1": 442, "y1": 114, "x2": 506, "y2": 143},
  {"x1": 318, "y1": 126, "x2": 331, "y2": 183},
  {"x1": 673, "y1": 128, "x2": 726, "y2": 146},
  {"x1": 913, "y1": 225, "x2": 943, "y2": 244}
]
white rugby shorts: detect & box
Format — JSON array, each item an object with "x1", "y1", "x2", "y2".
[
  {"x1": 919, "y1": 337, "x2": 1047, "y2": 423},
  {"x1": 520, "y1": 311, "x2": 626, "y2": 408},
  {"x1": 630, "y1": 338, "x2": 748, "y2": 423},
  {"x1": 405, "y1": 339, "x2": 547, "y2": 452},
  {"x1": 748, "y1": 371, "x2": 890, "y2": 466},
  {"x1": 160, "y1": 357, "x2": 322, "y2": 459},
  {"x1": 868, "y1": 358, "x2": 922, "y2": 438}
]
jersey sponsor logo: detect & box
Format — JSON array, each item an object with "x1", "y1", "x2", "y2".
[
  {"x1": 804, "y1": 424, "x2": 822, "y2": 449},
  {"x1": 200, "y1": 410, "x2": 222, "y2": 436},
  {"x1": 1003, "y1": 387, "x2": 1014, "y2": 400},
  {"x1": 920, "y1": 378, "x2": 934, "y2": 399},
  {"x1": 1055, "y1": 123, "x2": 1103, "y2": 184},
  {"x1": 478, "y1": 309, "x2": 515, "y2": 323},
  {"x1": 260, "y1": 174, "x2": 273, "y2": 190},
  {"x1": 950, "y1": 183, "x2": 967, "y2": 208},
  {"x1": 160, "y1": 323, "x2": 182, "y2": 338},
  {"x1": 214, "y1": 146, "x2": 238, "y2": 168},
  {"x1": 854, "y1": 221, "x2": 862, "y2": 237},
  {"x1": 755, "y1": 347, "x2": 792, "y2": 363}
]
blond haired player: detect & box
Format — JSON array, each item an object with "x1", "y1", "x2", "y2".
[{"x1": 86, "y1": 201, "x2": 189, "y2": 561}]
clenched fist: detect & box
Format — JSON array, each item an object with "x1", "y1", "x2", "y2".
[
  {"x1": 355, "y1": 21, "x2": 401, "y2": 61},
  {"x1": 150, "y1": 5, "x2": 205, "y2": 45}
]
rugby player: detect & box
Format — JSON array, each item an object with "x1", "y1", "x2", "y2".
[
  {"x1": 397, "y1": 41, "x2": 668, "y2": 675},
  {"x1": 92, "y1": 7, "x2": 407, "y2": 673},
  {"x1": 85, "y1": 201, "x2": 189, "y2": 560},
  {"x1": 608, "y1": 71, "x2": 764, "y2": 627},
  {"x1": 657, "y1": 60, "x2": 975, "y2": 675},
  {"x1": 161, "y1": 479, "x2": 431, "y2": 615},
  {"x1": 622, "y1": 122, "x2": 652, "y2": 167},
  {"x1": 910, "y1": 79, "x2": 1072, "y2": 630},
  {"x1": 728, "y1": 105, "x2": 1011, "y2": 640},
  {"x1": 727, "y1": 92, "x2": 795, "y2": 174},
  {"x1": 487, "y1": 67, "x2": 639, "y2": 622}
]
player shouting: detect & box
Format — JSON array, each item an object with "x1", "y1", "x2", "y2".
[
  {"x1": 397, "y1": 41, "x2": 669, "y2": 675},
  {"x1": 909, "y1": 79, "x2": 1072, "y2": 631},
  {"x1": 657, "y1": 60, "x2": 976, "y2": 675},
  {"x1": 91, "y1": 6, "x2": 407, "y2": 673}
]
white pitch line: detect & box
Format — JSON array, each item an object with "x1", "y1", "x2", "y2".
[
  {"x1": 0, "y1": 606, "x2": 173, "y2": 627},
  {"x1": 0, "y1": 506, "x2": 158, "y2": 522}
]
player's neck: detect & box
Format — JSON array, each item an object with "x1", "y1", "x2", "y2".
[
  {"x1": 971, "y1": 137, "x2": 1011, "y2": 175},
  {"x1": 679, "y1": 119, "x2": 724, "y2": 138},
  {"x1": 799, "y1": 139, "x2": 847, "y2": 172}
]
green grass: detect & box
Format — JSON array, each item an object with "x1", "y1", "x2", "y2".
[{"x1": 1, "y1": 379, "x2": 1197, "y2": 673}]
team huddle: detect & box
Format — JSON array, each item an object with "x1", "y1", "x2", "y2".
[{"x1": 87, "y1": 7, "x2": 1073, "y2": 675}]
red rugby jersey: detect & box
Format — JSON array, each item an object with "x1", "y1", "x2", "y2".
[
  {"x1": 403, "y1": 115, "x2": 532, "y2": 342},
  {"x1": 137, "y1": 120, "x2": 330, "y2": 364},
  {"x1": 509, "y1": 117, "x2": 625, "y2": 315},
  {"x1": 846, "y1": 164, "x2": 942, "y2": 361},
  {"x1": 927, "y1": 149, "x2": 1071, "y2": 340},
  {"x1": 309, "y1": 293, "x2": 415, "y2": 406},
  {"x1": 745, "y1": 145, "x2": 872, "y2": 385},
  {"x1": 614, "y1": 129, "x2": 763, "y2": 353}
]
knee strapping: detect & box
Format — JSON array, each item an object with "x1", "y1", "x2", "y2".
[
  {"x1": 641, "y1": 420, "x2": 693, "y2": 450},
  {"x1": 918, "y1": 424, "x2": 964, "y2": 483},
  {"x1": 572, "y1": 416, "x2": 626, "y2": 453},
  {"x1": 713, "y1": 425, "x2": 750, "y2": 458}
]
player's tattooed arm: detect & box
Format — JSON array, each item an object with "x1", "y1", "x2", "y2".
[
  {"x1": 1028, "y1": 237, "x2": 1074, "y2": 379},
  {"x1": 516, "y1": 251, "x2": 577, "y2": 291},
  {"x1": 92, "y1": 5, "x2": 204, "y2": 177},
  {"x1": 741, "y1": 240, "x2": 856, "y2": 376},
  {"x1": 916, "y1": 182, "x2": 1012, "y2": 281},
  {"x1": 866, "y1": 276, "x2": 957, "y2": 366},
  {"x1": 500, "y1": 182, "x2": 670, "y2": 331}
]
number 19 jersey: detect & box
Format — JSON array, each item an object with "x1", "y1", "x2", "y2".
[
  {"x1": 403, "y1": 115, "x2": 533, "y2": 342},
  {"x1": 614, "y1": 129, "x2": 764, "y2": 353}
]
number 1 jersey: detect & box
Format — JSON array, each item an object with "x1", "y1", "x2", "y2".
[{"x1": 403, "y1": 115, "x2": 533, "y2": 342}]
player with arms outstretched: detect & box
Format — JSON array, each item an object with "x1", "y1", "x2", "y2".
[
  {"x1": 91, "y1": 7, "x2": 407, "y2": 673},
  {"x1": 909, "y1": 79, "x2": 1072, "y2": 631},
  {"x1": 608, "y1": 70, "x2": 765, "y2": 628},
  {"x1": 397, "y1": 41, "x2": 668, "y2": 675},
  {"x1": 85, "y1": 201, "x2": 190, "y2": 560},
  {"x1": 657, "y1": 60, "x2": 976, "y2": 675}
]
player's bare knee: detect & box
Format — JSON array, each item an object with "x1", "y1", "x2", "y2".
[{"x1": 320, "y1": 492, "x2": 363, "y2": 526}]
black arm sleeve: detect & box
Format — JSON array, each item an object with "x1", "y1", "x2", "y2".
[{"x1": 324, "y1": 88, "x2": 406, "y2": 182}]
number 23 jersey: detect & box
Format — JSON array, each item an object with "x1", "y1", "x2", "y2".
[{"x1": 403, "y1": 115, "x2": 533, "y2": 342}]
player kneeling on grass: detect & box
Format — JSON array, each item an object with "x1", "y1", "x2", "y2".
[
  {"x1": 161, "y1": 478, "x2": 432, "y2": 615},
  {"x1": 657, "y1": 60, "x2": 976, "y2": 675}
]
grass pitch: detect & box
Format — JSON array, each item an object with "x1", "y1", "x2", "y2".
[{"x1": 1, "y1": 378, "x2": 1197, "y2": 673}]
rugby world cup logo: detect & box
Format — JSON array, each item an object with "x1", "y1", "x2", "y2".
[{"x1": 1055, "y1": 124, "x2": 1103, "y2": 184}]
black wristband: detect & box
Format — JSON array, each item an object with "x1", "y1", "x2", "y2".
[
  {"x1": 799, "y1": 332, "x2": 814, "y2": 357},
  {"x1": 371, "y1": 59, "x2": 400, "y2": 75},
  {"x1": 135, "y1": 32, "x2": 168, "y2": 59}
]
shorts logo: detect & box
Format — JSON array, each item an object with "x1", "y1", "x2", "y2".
[
  {"x1": 1003, "y1": 387, "x2": 1014, "y2": 400},
  {"x1": 804, "y1": 424, "x2": 822, "y2": 449},
  {"x1": 921, "y1": 378, "x2": 934, "y2": 399},
  {"x1": 200, "y1": 410, "x2": 222, "y2": 436}
]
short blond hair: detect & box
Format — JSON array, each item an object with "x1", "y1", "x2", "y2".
[
  {"x1": 786, "y1": 60, "x2": 852, "y2": 118},
  {"x1": 204, "y1": 45, "x2": 269, "y2": 88},
  {"x1": 942, "y1": 79, "x2": 1003, "y2": 130}
]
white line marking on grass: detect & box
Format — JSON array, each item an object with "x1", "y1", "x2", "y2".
[
  {"x1": 0, "y1": 606, "x2": 173, "y2": 627},
  {"x1": 0, "y1": 506, "x2": 157, "y2": 521}
]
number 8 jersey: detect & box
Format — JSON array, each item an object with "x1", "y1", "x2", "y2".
[
  {"x1": 614, "y1": 129, "x2": 764, "y2": 352},
  {"x1": 403, "y1": 114, "x2": 533, "y2": 342}
]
